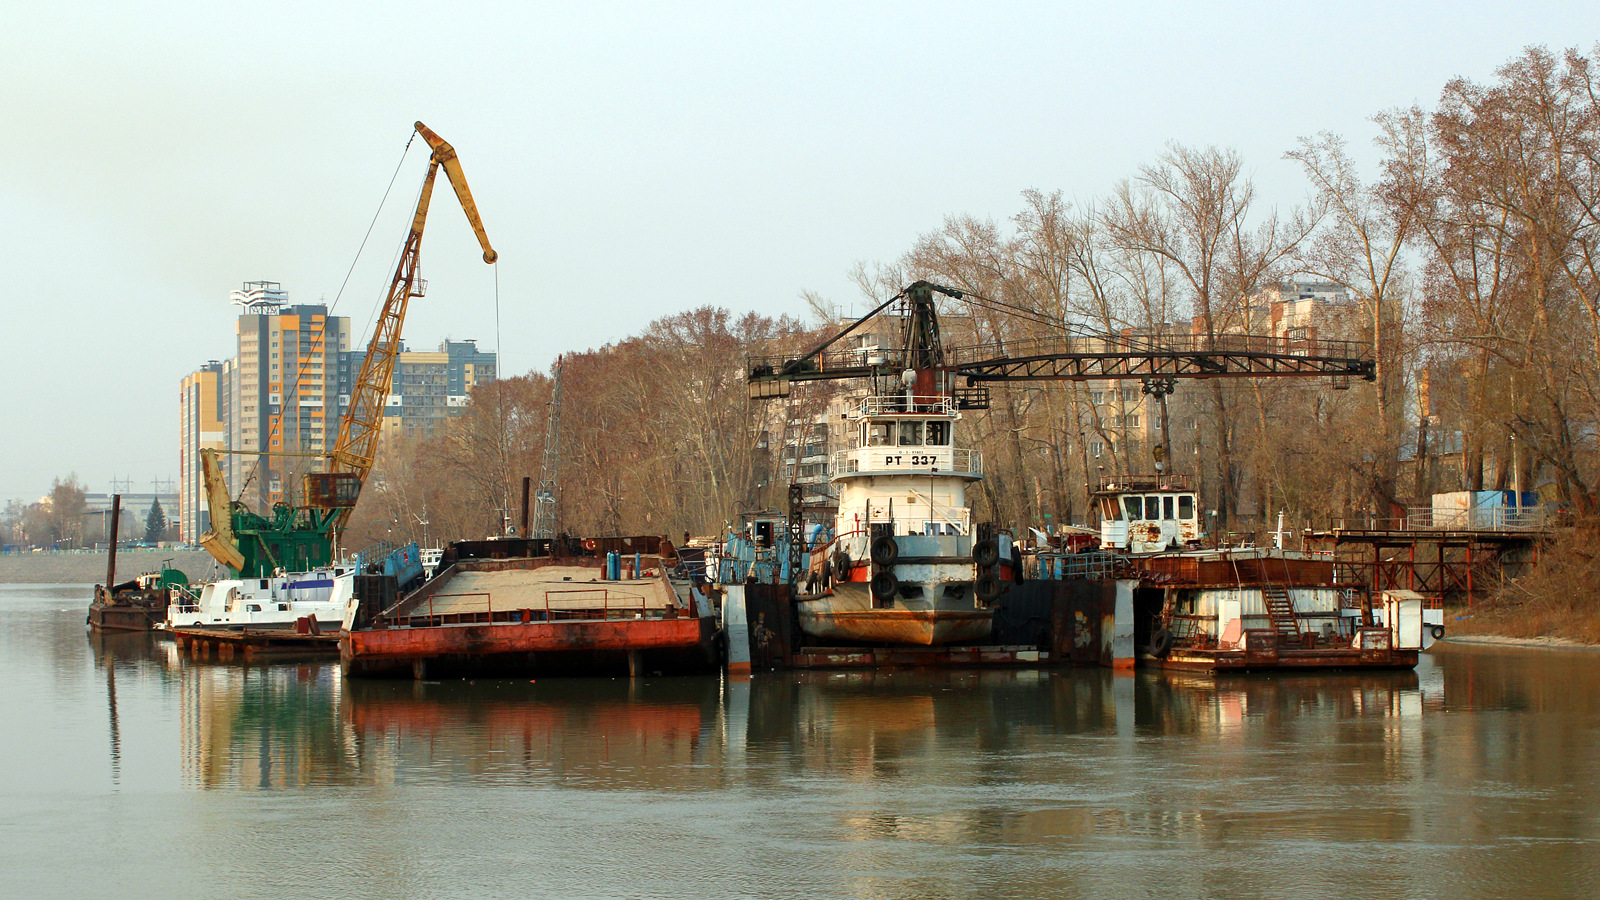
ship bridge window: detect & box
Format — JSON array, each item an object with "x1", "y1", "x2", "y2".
[
  {"x1": 1144, "y1": 497, "x2": 1161, "y2": 520},
  {"x1": 925, "y1": 421, "x2": 949, "y2": 445},
  {"x1": 1163, "y1": 496, "x2": 1174, "y2": 520},
  {"x1": 866, "y1": 421, "x2": 894, "y2": 446},
  {"x1": 1179, "y1": 495, "x2": 1195, "y2": 520},
  {"x1": 898, "y1": 421, "x2": 923, "y2": 446},
  {"x1": 1123, "y1": 497, "x2": 1141, "y2": 520}
]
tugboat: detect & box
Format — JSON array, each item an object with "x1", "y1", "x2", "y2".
[
  {"x1": 89, "y1": 568, "x2": 189, "y2": 632},
  {"x1": 86, "y1": 495, "x2": 189, "y2": 632},
  {"x1": 804, "y1": 384, "x2": 1016, "y2": 645}
]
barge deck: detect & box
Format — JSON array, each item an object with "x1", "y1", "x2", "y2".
[{"x1": 342, "y1": 538, "x2": 719, "y2": 679}]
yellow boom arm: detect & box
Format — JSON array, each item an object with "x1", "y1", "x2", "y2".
[{"x1": 329, "y1": 122, "x2": 496, "y2": 531}]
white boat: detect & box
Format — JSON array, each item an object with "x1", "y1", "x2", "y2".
[
  {"x1": 166, "y1": 565, "x2": 357, "y2": 631},
  {"x1": 803, "y1": 388, "x2": 1016, "y2": 646},
  {"x1": 167, "y1": 543, "x2": 425, "y2": 632}
]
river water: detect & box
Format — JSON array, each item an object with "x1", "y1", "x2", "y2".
[{"x1": 4, "y1": 583, "x2": 1598, "y2": 899}]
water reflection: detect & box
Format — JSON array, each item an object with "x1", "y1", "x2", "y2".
[
  {"x1": 156, "y1": 657, "x2": 1456, "y2": 803},
  {"x1": 344, "y1": 677, "x2": 723, "y2": 789},
  {"x1": 36, "y1": 597, "x2": 1600, "y2": 898}
]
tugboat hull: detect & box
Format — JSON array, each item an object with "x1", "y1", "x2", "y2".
[
  {"x1": 799, "y1": 584, "x2": 993, "y2": 646},
  {"x1": 87, "y1": 600, "x2": 167, "y2": 632}
]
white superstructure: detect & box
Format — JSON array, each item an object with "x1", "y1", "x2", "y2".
[{"x1": 167, "y1": 565, "x2": 355, "y2": 630}]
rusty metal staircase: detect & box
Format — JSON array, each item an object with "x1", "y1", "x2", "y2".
[{"x1": 1261, "y1": 583, "x2": 1302, "y2": 643}]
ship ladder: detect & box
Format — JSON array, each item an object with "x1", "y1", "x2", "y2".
[{"x1": 1260, "y1": 583, "x2": 1302, "y2": 644}]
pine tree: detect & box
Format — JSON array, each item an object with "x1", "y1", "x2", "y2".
[{"x1": 144, "y1": 497, "x2": 168, "y2": 544}]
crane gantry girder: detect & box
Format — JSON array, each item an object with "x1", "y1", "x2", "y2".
[
  {"x1": 748, "y1": 335, "x2": 1374, "y2": 391},
  {"x1": 746, "y1": 281, "x2": 1375, "y2": 397},
  {"x1": 954, "y1": 334, "x2": 1377, "y2": 382}
]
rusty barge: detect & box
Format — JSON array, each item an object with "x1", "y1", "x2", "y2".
[{"x1": 341, "y1": 537, "x2": 720, "y2": 679}]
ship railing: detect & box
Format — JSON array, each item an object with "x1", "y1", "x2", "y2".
[
  {"x1": 1096, "y1": 473, "x2": 1195, "y2": 493},
  {"x1": 1031, "y1": 551, "x2": 1119, "y2": 580},
  {"x1": 393, "y1": 587, "x2": 680, "y2": 628},
  {"x1": 857, "y1": 395, "x2": 955, "y2": 417},
  {"x1": 831, "y1": 448, "x2": 982, "y2": 476}
]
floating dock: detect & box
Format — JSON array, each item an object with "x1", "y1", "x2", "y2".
[{"x1": 170, "y1": 625, "x2": 341, "y2": 661}]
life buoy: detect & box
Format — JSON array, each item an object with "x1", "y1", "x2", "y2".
[
  {"x1": 870, "y1": 535, "x2": 900, "y2": 566},
  {"x1": 975, "y1": 572, "x2": 1001, "y2": 602},
  {"x1": 582, "y1": 538, "x2": 597, "y2": 552},
  {"x1": 870, "y1": 571, "x2": 899, "y2": 600},
  {"x1": 1150, "y1": 627, "x2": 1175, "y2": 658},
  {"x1": 973, "y1": 538, "x2": 1000, "y2": 568}
]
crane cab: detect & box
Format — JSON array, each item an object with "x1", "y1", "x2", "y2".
[{"x1": 1095, "y1": 476, "x2": 1202, "y2": 554}]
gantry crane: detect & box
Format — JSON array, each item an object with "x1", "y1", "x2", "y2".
[
  {"x1": 748, "y1": 280, "x2": 1376, "y2": 577},
  {"x1": 198, "y1": 122, "x2": 496, "y2": 576},
  {"x1": 750, "y1": 280, "x2": 1374, "y2": 398}
]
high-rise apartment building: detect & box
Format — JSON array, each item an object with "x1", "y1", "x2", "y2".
[
  {"x1": 379, "y1": 339, "x2": 498, "y2": 437},
  {"x1": 177, "y1": 361, "x2": 227, "y2": 542},
  {"x1": 179, "y1": 282, "x2": 497, "y2": 544},
  {"x1": 226, "y1": 284, "x2": 354, "y2": 510}
]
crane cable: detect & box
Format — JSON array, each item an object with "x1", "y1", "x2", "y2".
[
  {"x1": 494, "y1": 259, "x2": 509, "y2": 531},
  {"x1": 237, "y1": 131, "x2": 417, "y2": 502}
]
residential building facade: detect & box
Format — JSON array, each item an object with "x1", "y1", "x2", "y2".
[{"x1": 177, "y1": 282, "x2": 497, "y2": 542}]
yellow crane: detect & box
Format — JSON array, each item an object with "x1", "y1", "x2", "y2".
[
  {"x1": 328, "y1": 121, "x2": 498, "y2": 530},
  {"x1": 196, "y1": 122, "x2": 496, "y2": 575}
]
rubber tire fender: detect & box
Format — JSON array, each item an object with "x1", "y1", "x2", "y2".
[
  {"x1": 870, "y1": 571, "x2": 900, "y2": 600},
  {"x1": 974, "y1": 571, "x2": 1002, "y2": 603},
  {"x1": 973, "y1": 538, "x2": 1000, "y2": 568},
  {"x1": 832, "y1": 550, "x2": 852, "y2": 579},
  {"x1": 1010, "y1": 545, "x2": 1025, "y2": 584},
  {"x1": 1149, "y1": 627, "x2": 1175, "y2": 658},
  {"x1": 1430, "y1": 624, "x2": 1446, "y2": 641},
  {"x1": 870, "y1": 535, "x2": 900, "y2": 566}
]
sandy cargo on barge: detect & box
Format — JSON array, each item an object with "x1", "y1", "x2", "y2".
[{"x1": 341, "y1": 537, "x2": 720, "y2": 679}]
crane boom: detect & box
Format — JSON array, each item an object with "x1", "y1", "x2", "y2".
[{"x1": 330, "y1": 122, "x2": 497, "y2": 533}]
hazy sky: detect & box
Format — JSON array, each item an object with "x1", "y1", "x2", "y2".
[{"x1": 0, "y1": 1, "x2": 1591, "y2": 503}]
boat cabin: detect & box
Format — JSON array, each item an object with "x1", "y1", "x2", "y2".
[
  {"x1": 833, "y1": 395, "x2": 982, "y2": 538},
  {"x1": 1095, "y1": 475, "x2": 1202, "y2": 554}
]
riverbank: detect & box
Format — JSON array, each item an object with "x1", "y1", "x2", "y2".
[
  {"x1": 1440, "y1": 633, "x2": 1600, "y2": 651},
  {"x1": 0, "y1": 550, "x2": 224, "y2": 585},
  {"x1": 1443, "y1": 604, "x2": 1600, "y2": 647}
]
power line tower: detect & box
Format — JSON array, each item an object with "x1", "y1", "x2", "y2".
[{"x1": 531, "y1": 356, "x2": 563, "y2": 540}]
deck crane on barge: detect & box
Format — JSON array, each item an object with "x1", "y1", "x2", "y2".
[
  {"x1": 745, "y1": 280, "x2": 1375, "y2": 646},
  {"x1": 197, "y1": 122, "x2": 497, "y2": 577}
]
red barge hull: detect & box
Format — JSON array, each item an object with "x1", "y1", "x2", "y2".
[
  {"x1": 341, "y1": 615, "x2": 718, "y2": 678},
  {"x1": 341, "y1": 537, "x2": 719, "y2": 679}
]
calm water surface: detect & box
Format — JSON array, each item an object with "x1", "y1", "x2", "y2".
[{"x1": 4, "y1": 583, "x2": 1599, "y2": 899}]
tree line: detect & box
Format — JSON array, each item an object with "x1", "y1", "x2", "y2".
[{"x1": 345, "y1": 45, "x2": 1600, "y2": 550}]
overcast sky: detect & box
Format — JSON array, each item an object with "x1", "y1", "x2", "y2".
[{"x1": 0, "y1": 1, "x2": 1591, "y2": 503}]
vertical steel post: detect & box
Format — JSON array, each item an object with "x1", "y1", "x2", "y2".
[
  {"x1": 520, "y1": 476, "x2": 531, "y2": 537},
  {"x1": 104, "y1": 494, "x2": 122, "y2": 594},
  {"x1": 788, "y1": 483, "x2": 804, "y2": 594}
]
